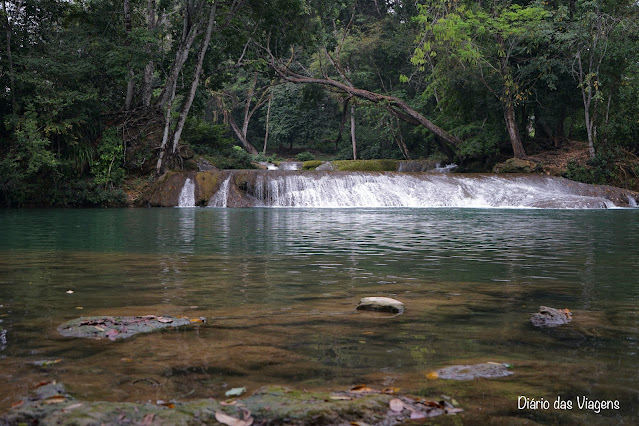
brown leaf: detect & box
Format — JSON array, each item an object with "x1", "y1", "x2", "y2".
[
  {"x1": 106, "y1": 329, "x2": 119, "y2": 341},
  {"x1": 11, "y1": 400, "x2": 24, "y2": 409},
  {"x1": 382, "y1": 387, "x2": 400, "y2": 394},
  {"x1": 35, "y1": 380, "x2": 54, "y2": 388},
  {"x1": 389, "y1": 398, "x2": 404, "y2": 412},
  {"x1": 140, "y1": 413, "x2": 155, "y2": 425},
  {"x1": 349, "y1": 385, "x2": 377, "y2": 394},
  {"x1": 214, "y1": 410, "x2": 253, "y2": 426},
  {"x1": 156, "y1": 317, "x2": 173, "y2": 324}
]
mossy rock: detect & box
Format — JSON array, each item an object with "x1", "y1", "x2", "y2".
[
  {"x1": 331, "y1": 159, "x2": 399, "y2": 172},
  {"x1": 302, "y1": 160, "x2": 325, "y2": 170},
  {"x1": 57, "y1": 315, "x2": 195, "y2": 340},
  {"x1": 194, "y1": 171, "x2": 222, "y2": 205},
  {"x1": 493, "y1": 158, "x2": 543, "y2": 173},
  {"x1": 3, "y1": 383, "x2": 462, "y2": 425}
]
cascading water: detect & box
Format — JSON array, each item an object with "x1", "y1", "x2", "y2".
[
  {"x1": 204, "y1": 171, "x2": 630, "y2": 209},
  {"x1": 209, "y1": 175, "x2": 231, "y2": 207},
  {"x1": 628, "y1": 196, "x2": 638, "y2": 208},
  {"x1": 177, "y1": 178, "x2": 196, "y2": 207}
]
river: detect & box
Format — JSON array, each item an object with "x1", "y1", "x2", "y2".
[{"x1": 0, "y1": 207, "x2": 637, "y2": 423}]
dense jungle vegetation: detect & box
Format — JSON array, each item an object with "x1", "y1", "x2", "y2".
[{"x1": 1, "y1": 0, "x2": 638, "y2": 207}]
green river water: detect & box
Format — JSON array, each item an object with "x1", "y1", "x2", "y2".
[{"x1": 0, "y1": 208, "x2": 638, "y2": 423}]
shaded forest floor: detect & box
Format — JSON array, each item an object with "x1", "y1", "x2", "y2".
[{"x1": 528, "y1": 140, "x2": 592, "y2": 176}]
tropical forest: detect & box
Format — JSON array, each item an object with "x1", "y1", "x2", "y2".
[{"x1": 1, "y1": 1, "x2": 639, "y2": 425}]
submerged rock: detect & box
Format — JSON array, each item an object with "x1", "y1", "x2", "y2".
[
  {"x1": 356, "y1": 297, "x2": 405, "y2": 314},
  {"x1": 435, "y1": 362, "x2": 514, "y2": 380},
  {"x1": 1, "y1": 383, "x2": 462, "y2": 425},
  {"x1": 58, "y1": 315, "x2": 195, "y2": 341},
  {"x1": 530, "y1": 306, "x2": 572, "y2": 328}
]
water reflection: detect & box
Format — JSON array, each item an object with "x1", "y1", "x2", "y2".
[{"x1": 0, "y1": 208, "x2": 638, "y2": 422}]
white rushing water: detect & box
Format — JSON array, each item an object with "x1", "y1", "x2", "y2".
[
  {"x1": 177, "y1": 178, "x2": 196, "y2": 207},
  {"x1": 236, "y1": 172, "x2": 618, "y2": 208},
  {"x1": 208, "y1": 176, "x2": 231, "y2": 207}
]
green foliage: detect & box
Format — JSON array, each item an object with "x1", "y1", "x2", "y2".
[
  {"x1": 295, "y1": 151, "x2": 315, "y2": 161},
  {"x1": 91, "y1": 129, "x2": 125, "y2": 189},
  {"x1": 182, "y1": 117, "x2": 234, "y2": 156},
  {"x1": 563, "y1": 152, "x2": 618, "y2": 185},
  {"x1": 205, "y1": 146, "x2": 256, "y2": 170}
]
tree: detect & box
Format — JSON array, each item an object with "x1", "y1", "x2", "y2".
[{"x1": 412, "y1": 1, "x2": 548, "y2": 159}]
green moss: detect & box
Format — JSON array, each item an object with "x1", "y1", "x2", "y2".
[
  {"x1": 302, "y1": 160, "x2": 324, "y2": 170},
  {"x1": 194, "y1": 171, "x2": 221, "y2": 205},
  {"x1": 332, "y1": 159, "x2": 399, "y2": 171}
]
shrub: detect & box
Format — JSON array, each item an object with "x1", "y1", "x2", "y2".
[{"x1": 296, "y1": 151, "x2": 315, "y2": 161}]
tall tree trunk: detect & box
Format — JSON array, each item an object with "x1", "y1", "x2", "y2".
[
  {"x1": 263, "y1": 92, "x2": 272, "y2": 155},
  {"x1": 577, "y1": 50, "x2": 596, "y2": 159},
  {"x1": 392, "y1": 117, "x2": 411, "y2": 160},
  {"x1": 124, "y1": 0, "x2": 134, "y2": 110},
  {"x1": 170, "y1": 2, "x2": 216, "y2": 154},
  {"x1": 224, "y1": 111, "x2": 259, "y2": 154},
  {"x1": 2, "y1": 0, "x2": 17, "y2": 115},
  {"x1": 156, "y1": 83, "x2": 177, "y2": 175},
  {"x1": 157, "y1": 2, "x2": 202, "y2": 108},
  {"x1": 142, "y1": 62, "x2": 154, "y2": 107},
  {"x1": 504, "y1": 101, "x2": 526, "y2": 159},
  {"x1": 142, "y1": 0, "x2": 157, "y2": 107},
  {"x1": 332, "y1": 96, "x2": 351, "y2": 150},
  {"x1": 350, "y1": 103, "x2": 357, "y2": 160}
]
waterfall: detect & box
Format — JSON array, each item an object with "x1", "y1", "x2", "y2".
[
  {"x1": 628, "y1": 196, "x2": 638, "y2": 208},
  {"x1": 278, "y1": 162, "x2": 303, "y2": 171},
  {"x1": 209, "y1": 175, "x2": 231, "y2": 207},
  {"x1": 200, "y1": 171, "x2": 636, "y2": 209},
  {"x1": 177, "y1": 178, "x2": 195, "y2": 207}
]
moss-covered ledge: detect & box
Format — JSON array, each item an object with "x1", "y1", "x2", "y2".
[{"x1": 2, "y1": 382, "x2": 463, "y2": 425}]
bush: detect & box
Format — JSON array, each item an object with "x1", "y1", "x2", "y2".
[
  {"x1": 205, "y1": 146, "x2": 256, "y2": 169},
  {"x1": 92, "y1": 128, "x2": 124, "y2": 189},
  {"x1": 296, "y1": 151, "x2": 315, "y2": 161}
]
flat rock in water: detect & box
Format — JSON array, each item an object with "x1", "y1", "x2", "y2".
[
  {"x1": 1, "y1": 383, "x2": 462, "y2": 425},
  {"x1": 356, "y1": 297, "x2": 405, "y2": 314},
  {"x1": 436, "y1": 362, "x2": 513, "y2": 380},
  {"x1": 58, "y1": 315, "x2": 194, "y2": 340},
  {"x1": 530, "y1": 306, "x2": 572, "y2": 328}
]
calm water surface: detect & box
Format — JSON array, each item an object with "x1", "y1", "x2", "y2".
[{"x1": 0, "y1": 208, "x2": 638, "y2": 423}]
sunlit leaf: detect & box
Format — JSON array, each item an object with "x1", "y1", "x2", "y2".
[
  {"x1": 426, "y1": 371, "x2": 439, "y2": 380},
  {"x1": 66, "y1": 403, "x2": 84, "y2": 410},
  {"x1": 329, "y1": 394, "x2": 352, "y2": 400},
  {"x1": 349, "y1": 385, "x2": 377, "y2": 394},
  {"x1": 382, "y1": 387, "x2": 399, "y2": 394},
  {"x1": 66, "y1": 290, "x2": 74, "y2": 294}
]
